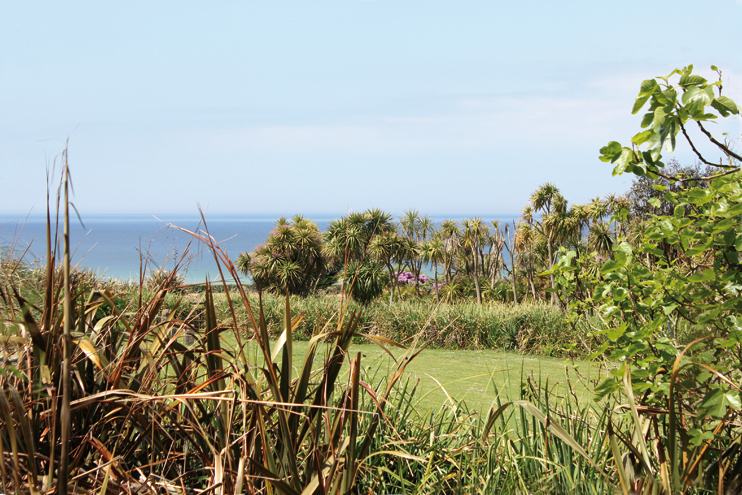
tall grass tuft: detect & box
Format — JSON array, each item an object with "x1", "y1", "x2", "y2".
[{"x1": 351, "y1": 374, "x2": 616, "y2": 494}]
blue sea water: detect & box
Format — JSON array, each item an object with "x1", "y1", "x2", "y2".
[{"x1": 0, "y1": 213, "x2": 519, "y2": 283}]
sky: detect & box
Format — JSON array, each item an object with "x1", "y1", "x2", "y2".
[{"x1": 1, "y1": 1, "x2": 741, "y2": 219}]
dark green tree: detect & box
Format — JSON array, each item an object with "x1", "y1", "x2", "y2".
[
  {"x1": 344, "y1": 259, "x2": 388, "y2": 305},
  {"x1": 325, "y1": 209, "x2": 395, "y2": 305},
  {"x1": 238, "y1": 215, "x2": 325, "y2": 295}
]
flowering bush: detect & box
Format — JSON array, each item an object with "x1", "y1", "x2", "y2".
[{"x1": 395, "y1": 271, "x2": 429, "y2": 285}]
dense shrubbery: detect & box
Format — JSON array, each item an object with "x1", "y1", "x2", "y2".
[{"x1": 218, "y1": 292, "x2": 598, "y2": 356}]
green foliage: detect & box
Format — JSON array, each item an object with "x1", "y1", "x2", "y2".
[
  {"x1": 599, "y1": 65, "x2": 739, "y2": 178},
  {"x1": 344, "y1": 258, "x2": 388, "y2": 305},
  {"x1": 553, "y1": 65, "x2": 742, "y2": 493},
  {"x1": 238, "y1": 215, "x2": 326, "y2": 295},
  {"x1": 324, "y1": 208, "x2": 395, "y2": 263}
]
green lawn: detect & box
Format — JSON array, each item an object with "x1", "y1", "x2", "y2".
[{"x1": 238, "y1": 338, "x2": 605, "y2": 414}]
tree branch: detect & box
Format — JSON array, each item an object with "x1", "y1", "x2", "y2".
[
  {"x1": 673, "y1": 167, "x2": 740, "y2": 183},
  {"x1": 678, "y1": 120, "x2": 738, "y2": 169},
  {"x1": 695, "y1": 120, "x2": 742, "y2": 162}
]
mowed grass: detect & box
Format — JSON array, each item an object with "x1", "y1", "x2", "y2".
[{"x1": 236, "y1": 338, "x2": 604, "y2": 414}]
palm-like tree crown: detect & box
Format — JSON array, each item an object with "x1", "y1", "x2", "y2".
[
  {"x1": 238, "y1": 216, "x2": 324, "y2": 295},
  {"x1": 530, "y1": 183, "x2": 561, "y2": 214}
]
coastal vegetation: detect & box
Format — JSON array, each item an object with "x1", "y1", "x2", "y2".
[
  {"x1": 1, "y1": 64, "x2": 741, "y2": 493},
  {"x1": 233, "y1": 197, "x2": 624, "y2": 309}
]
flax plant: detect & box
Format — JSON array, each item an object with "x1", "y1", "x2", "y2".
[{"x1": 0, "y1": 155, "x2": 425, "y2": 493}]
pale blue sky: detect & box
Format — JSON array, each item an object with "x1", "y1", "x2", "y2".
[{"x1": 2, "y1": 1, "x2": 740, "y2": 218}]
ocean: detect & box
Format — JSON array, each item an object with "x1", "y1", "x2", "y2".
[{"x1": 0, "y1": 213, "x2": 519, "y2": 283}]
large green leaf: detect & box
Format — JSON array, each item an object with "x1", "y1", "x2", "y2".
[
  {"x1": 599, "y1": 141, "x2": 622, "y2": 162},
  {"x1": 593, "y1": 378, "x2": 619, "y2": 401},
  {"x1": 651, "y1": 106, "x2": 668, "y2": 130},
  {"x1": 660, "y1": 88, "x2": 677, "y2": 106},
  {"x1": 681, "y1": 85, "x2": 714, "y2": 107},
  {"x1": 637, "y1": 79, "x2": 659, "y2": 97},
  {"x1": 698, "y1": 388, "x2": 742, "y2": 419},
  {"x1": 678, "y1": 73, "x2": 706, "y2": 88},
  {"x1": 612, "y1": 148, "x2": 637, "y2": 176},
  {"x1": 631, "y1": 129, "x2": 654, "y2": 146},
  {"x1": 658, "y1": 116, "x2": 678, "y2": 152},
  {"x1": 711, "y1": 96, "x2": 739, "y2": 117},
  {"x1": 687, "y1": 269, "x2": 715, "y2": 283}
]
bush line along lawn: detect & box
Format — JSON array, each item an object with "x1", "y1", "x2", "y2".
[{"x1": 199, "y1": 290, "x2": 605, "y2": 357}]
